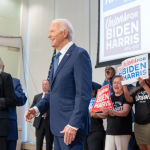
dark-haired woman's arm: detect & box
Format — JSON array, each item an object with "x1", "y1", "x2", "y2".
[
  {"x1": 138, "y1": 77, "x2": 150, "y2": 97},
  {"x1": 90, "y1": 109, "x2": 108, "y2": 119},
  {"x1": 123, "y1": 85, "x2": 134, "y2": 103}
]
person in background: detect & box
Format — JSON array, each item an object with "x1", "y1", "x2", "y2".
[
  {"x1": 102, "y1": 66, "x2": 116, "y2": 95},
  {"x1": 102, "y1": 66, "x2": 135, "y2": 93},
  {"x1": 84, "y1": 83, "x2": 107, "y2": 150},
  {"x1": 103, "y1": 75, "x2": 132, "y2": 150},
  {"x1": 102, "y1": 66, "x2": 135, "y2": 150},
  {"x1": 0, "y1": 57, "x2": 16, "y2": 150},
  {"x1": 7, "y1": 78, "x2": 27, "y2": 150},
  {"x1": 92, "y1": 81, "x2": 101, "y2": 91},
  {"x1": 30, "y1": 80, "x2": 53, "y2": 150},
  {"x1": 123, "y1": 70, "x2": 150, "y2": 150},
  {"x1": 1, "y1": 58, "x2": 27, "y2": 150}
]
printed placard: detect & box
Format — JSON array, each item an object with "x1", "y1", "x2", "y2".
[
  {"x1": 118, "y1": 66, "x2": 123, "y2": 75},
  {"x1": 92, "y1": 85, "x2": 114, "y2": 111},
  {"x1": 103, "y1": 0, "x2": 136, "y2": 12},
  {"x1": 121, "y1": 54, "x2": 149, "y2": 85},
  {"x1": 89, "y1": 98, "x2": 96, "y2": 110},
  {"x1": 104, "y1": 6, "x2": 141, "y2": 56}
]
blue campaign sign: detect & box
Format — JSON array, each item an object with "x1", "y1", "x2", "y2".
[
  {"x1": 121, "y1": 54, "x2": 149, "y2": 85},
  {"x1": 103, "y1": 0, "x2": 136, "y2": 12},
  {"x1": 89, "y1": 98, "x2": 96, "y2": 110}
]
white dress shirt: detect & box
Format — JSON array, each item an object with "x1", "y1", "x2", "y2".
[
  {"x1": 42, "y1": 92, "x2": 46, "y2": 98},
  {"x1": 34, "y1": 92, "x2": 46, "y2": 117},
  {"x1": 58, "y1": 41, "x2": 73, "y2": 65},
  {"x1": 33, "y1": 41, "x2": 78, "y2": 130}
]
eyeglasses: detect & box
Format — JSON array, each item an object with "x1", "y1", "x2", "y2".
[{"x1": 113, "y1": 82, "x2": 121, "y2": 85}]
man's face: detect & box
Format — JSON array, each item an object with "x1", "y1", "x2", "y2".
[
  {"x1": 42, "y1": 81, "x2": 49, "y2": 93},
  {"x1": 48, "y1": 22, "x2": 65, "y2": 50}
]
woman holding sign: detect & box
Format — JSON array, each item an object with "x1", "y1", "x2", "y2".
[
  {"x1": 123, "y1": 74, "x2": 150, "y2": 150},
  {"x1": 84, "y1": 84, "x2": 107, "y2": 150},
  {"x1": 103, "y1": 75, "x2": 132, "y2": 150}
]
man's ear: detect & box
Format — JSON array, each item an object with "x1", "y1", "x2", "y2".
[
  {"x1": 2, "y1": 65, "x2": 4, "y2": 72},
  {"x1": 63, "y1": 29, "x2": 69, "y2": 39}
]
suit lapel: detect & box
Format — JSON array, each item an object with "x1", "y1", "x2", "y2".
[
  {"x1": 51, "y1": 44, "x2": 76, "y2": 87},
  {"x1": 37, "y1": 93, "x2": 43, "y2": 103}
]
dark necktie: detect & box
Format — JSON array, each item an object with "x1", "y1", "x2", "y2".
[
  {"x1": 53, "y1": 52, "x2": 61, "y2": 77},
  {"x1": 47, "y1": 49, "x2": 56, "y2": 81}
]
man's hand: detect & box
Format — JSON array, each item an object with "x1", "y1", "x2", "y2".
[
  {"x1": 60, "y1": 125, "x2": 77, "y2": 145},
  {"x1": 24, "y1": 108, "x2": 36, "y2": 123}
]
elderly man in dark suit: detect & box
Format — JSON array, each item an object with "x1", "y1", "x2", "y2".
[
  {"x1": 30, "y1": 80, "x2": 53, "y2": 150},
  {"x1": 7, "y1": 77, "x2": 27, "y2": 150},
  {"x1": 24, "y1": 19, "x2": 92, "y2": 150},
  {"x1": 0, "y1": 57, "x2": 16, "y2": 150}
]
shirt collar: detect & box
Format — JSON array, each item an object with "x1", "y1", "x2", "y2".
[{"x1": 59, "y1": 41, "x2": 73, "y2": 55}]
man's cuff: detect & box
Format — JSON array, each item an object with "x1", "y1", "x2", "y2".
[
  {"x1": 33, "y1": 106, "x2": 40, "y2": 117},
  {"x1": 0, "y1": 98, "x2": 6, "y2": 108},
  {"x1": 68, "y1": 124, "x2": 78, "y2": 130}
]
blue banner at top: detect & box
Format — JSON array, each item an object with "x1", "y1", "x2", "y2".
[{"x1": 103, "y1": 0, "x2": 137, "y2": 12}]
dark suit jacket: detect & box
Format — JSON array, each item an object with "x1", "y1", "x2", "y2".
[
  {"x1": 8, "y1": 78, "x2": 27, "y2": 140},
  {"x1": 36, "y1": 44, "x2": 92, "y2": 137},
  {"x1": 31, "y1": 93, "x2": 49, "y2": 129},
  {"x1": 0, "y1": 72, "x2": 16, "y2": 136}
]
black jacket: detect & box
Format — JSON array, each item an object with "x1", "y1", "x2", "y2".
[
  {"x1": 30, "y1": 93, "x2": 49, "y2": 129},
  {"x1": 0, "y1": 72, "x2": 16, "y2": 136}
]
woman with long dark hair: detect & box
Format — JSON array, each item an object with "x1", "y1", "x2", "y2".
[
  {"x1": 123, "y1": 69, "x2": 150, "y2": 150},
  {"x1": 84, "y1": 83, "x2": 107, "y2": 150}
]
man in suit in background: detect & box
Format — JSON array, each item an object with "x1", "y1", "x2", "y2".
[
  {"x1": 30, "y1": 80, "x2": 53, "y2": 150},
  {"x1": 24, "y1": 19, "x2": 92, "y2": 150},
  {"x1": 0, "y1": 57, "x2": 16, "y2": 150},
  {"x1": 1, "y1": 58, "x2": 27, "y2": 150},
  {"x1": 7, "y1": 78, "x2": 27, "y2": 150}
]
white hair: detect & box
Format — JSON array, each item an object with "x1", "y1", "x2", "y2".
[
  {"x1": 0, "y1": 57, "x2": 3, "y2": 73},
  {"x1": 51, "y1": 19, "x2": 74, "y2": 41},
  {"x1": 42, "y1": 79, "x2": 49, "y2": 83}
]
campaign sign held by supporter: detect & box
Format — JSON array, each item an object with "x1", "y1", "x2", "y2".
[
  {"x1": 118, "y1": 66, "x2": 123, "y2": 75},
  {"x1": 92, "y1": 85, "x2": 114, "y2": 111},
  {"x1": 89, "y1": 98, "x2": 96, "y2": 110},
  {"x1": 121, "y1": 54, "x2": 149, "y2": 85}
]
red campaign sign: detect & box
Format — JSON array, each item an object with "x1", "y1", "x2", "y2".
[{"x1": 92, "y1": 84, "x2": 114, "y2": 111}]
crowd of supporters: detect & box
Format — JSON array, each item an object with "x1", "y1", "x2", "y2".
[{"x1": 84, "y1": 66, "x2": 150, "y2": 150}]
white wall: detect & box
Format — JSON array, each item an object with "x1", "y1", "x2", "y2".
[
  {"x1": 0, "y1": 0, "x2": 21, "y2": 35},
  {"x1": 0, "y1": 0, "x2": 21, "y2": 78},
  {"x1": 0, "y1": 0, "x2": 29, "y2": 141}
]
